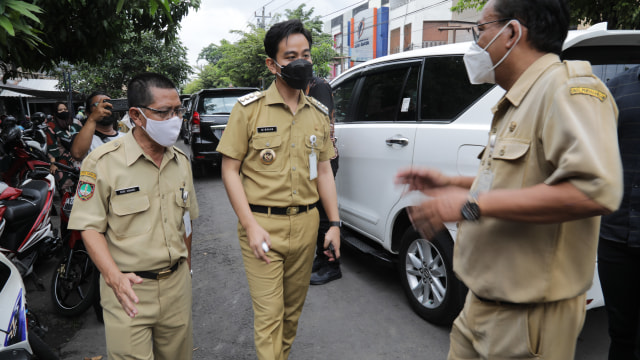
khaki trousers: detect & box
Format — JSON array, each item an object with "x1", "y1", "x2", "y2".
[
  {"x1": 100, "y1": 260, "x2": 193, "y2": 360},
  {"x1": 238, "y1": 208, "x2": 319, "y2": 360},
  {"x1": 448, "y1": 292, "x2": 586, "y2": 360}
]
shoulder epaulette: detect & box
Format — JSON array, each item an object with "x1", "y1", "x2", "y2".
[
  {"x1": 238, "y1": 91, "x2": 264, "y2": 106},
  {"x1": 307, "y1": 96, "x2": 329, "y2": 116},
  {"x1": 90, "y1": 138, "x2": 122, "y2": 160},
  {"x1": 173, "y1": 146, "x2": 188, "y2": 158}
]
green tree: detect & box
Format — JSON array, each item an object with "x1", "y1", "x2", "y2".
[
  {"x1": 193, "y1": 3, "x2": 337, "y2": 89},
  {"x1": 0, "y1": 0, "x2": 200, "y2": 81},
  {"x1": 451, "y1": 0, "x2": 640, "y2": 30},
  {"x1": 52, "y1": 31, "x2": 191, "y2": 98}
]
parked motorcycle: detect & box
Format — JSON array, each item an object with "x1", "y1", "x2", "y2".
[
  {"x1": 0, "y1": 252, "x2": 59, "y2": 359},
  {"x1": 0, "y1": 122, "x2": 50, "y2": 188},
  {"x1": 49, "y1": 164, "x2": 100, "y2": 319}
]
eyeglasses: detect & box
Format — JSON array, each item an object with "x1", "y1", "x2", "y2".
[
  {"x1": 471, "y1": 18, "x2": 512, "y2": 43},
  {"x1": 138, "y1": 106, "x2": 187, "y2": 120}
]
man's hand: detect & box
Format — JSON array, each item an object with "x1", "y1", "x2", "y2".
[
  {"x1": 408, "y1": 187, "x2": 469, "y2": 239},
  {"x1": 107, "y1": 272, "x2": 143, "y2": 318},
  {"x1": 87, "y1": 97, "x2": 113, "y2": 124},
  {"x1": 395, "y1": 167, "x2": 451, "y2": 193},
  {"x1": 323, "y1": 226, "x2": 341, "y2": 261},
  {"x1": 246, "y1": 223, "x2": 271, "y2": 264}
]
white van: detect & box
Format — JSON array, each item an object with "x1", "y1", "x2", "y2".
[{"x1": 331, "y1": 23, "x2": 640, "y2": 325}]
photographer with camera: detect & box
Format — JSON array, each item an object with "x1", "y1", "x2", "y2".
[{"x1": 71, "y1": 92, "x2": 125, "y2": 161}]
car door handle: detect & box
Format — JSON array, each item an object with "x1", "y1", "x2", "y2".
[{"x1": 386, "y1": 136, "x2": 409, "y2": 147}]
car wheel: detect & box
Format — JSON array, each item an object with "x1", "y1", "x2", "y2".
[
  {"x1": 191, "y1": 158, "x2": 204, "y2": 178},
  {"x1": 398, "y1": 226, "x2": 467, "y2": 326}
]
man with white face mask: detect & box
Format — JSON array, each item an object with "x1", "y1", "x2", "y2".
[
  {"x1": 69, "y1": 72, "x2": 199, "y2": 359},
  {"x1": 396, "y1": 0, "x2": 623, "y2": 358}
]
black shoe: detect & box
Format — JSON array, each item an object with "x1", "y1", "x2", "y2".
[
  {"x1": 312, "y1": 256, "x2": 326, "y2": 272},
  {"x1": 310, "y1": 262, "x2": 342, "y2": 285}
]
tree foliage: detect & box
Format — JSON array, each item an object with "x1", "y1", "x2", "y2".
[
  {"x1": 185, "y1": 3, "x2": 337, "y2": 93},
  {"x1": 0, "y1": 0, "x2": 200, "y2": 81},
  {"x1": 451, "y1": 0, "x2": 640, "y2": 30},
  {"x1": 52, "y1": 31, "x2": 191, "y2": 98}
]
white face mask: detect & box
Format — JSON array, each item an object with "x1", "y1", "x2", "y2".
[
  {"x1": 137, "y1": 108, "x2": 182, "y2": 147},
  {"x1": 463, "y1": 20, "x2": 522, "y2": 84}
]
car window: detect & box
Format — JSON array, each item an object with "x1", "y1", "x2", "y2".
[
  {"x1": 333, "y1": 79, "x2": 357, "y2": 123},
  {"x1": 421, "y1": 56, "x2": 493, "y2": 121},
  {"x1": 199, "y1": 96, "x2": 238, "y2": 114},
  {"x1": 397, "y1": 65, "x2": 420, "y2": 121},
  {"x1": 592, "y1": 64, "x2": 637, "y2": 83},
  {"x1": 356, "y1": 67, "x2": 410, "y2": 122}
]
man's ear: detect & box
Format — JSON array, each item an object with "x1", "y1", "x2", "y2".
[
  {"x1": 266, "y1": 57, "x2": 278, "y2": 75},
  {"x1": 128, "y1": 108, "x2": 143, "y2": 128}
]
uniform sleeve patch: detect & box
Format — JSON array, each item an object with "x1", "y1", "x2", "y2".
[
  {"x1": 77, "y1": 181, "x2": 95, "y2": 201},
  {"x1": 570, "y1": 87, "x2": 607, "y2": 102},
  {"x1": 80, "y1": 171, "x2": 97, "y2": 180}
]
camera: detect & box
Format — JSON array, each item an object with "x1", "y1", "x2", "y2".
[{"x1": 104, "y1": 98, "x2": 129, "y2": 112}]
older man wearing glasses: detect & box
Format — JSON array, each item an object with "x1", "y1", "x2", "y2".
[{"x1": 69, "y1": 72, "x2": 198, "y2": 360}]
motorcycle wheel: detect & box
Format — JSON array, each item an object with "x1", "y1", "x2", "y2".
[
  {"x1": 50, "y1": 248, "x2": 100, "y2": 317},
  {"x1": 28, "y1": 331, "x2": 60, "y2": 360}
]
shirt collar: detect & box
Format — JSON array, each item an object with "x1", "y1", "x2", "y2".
[
  {"x1": 264, "y1": 80, "x2": 310, "y2": 110},
  {"x1": 123, "y1": 128, "x2": 177, "y2": 167},
  {"x1": 499, "y1": 53, "x2": 561, "y2": 110}
]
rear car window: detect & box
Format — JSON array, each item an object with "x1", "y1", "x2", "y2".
[{"x1": 198, "y1": 96, "x2": 238, "y2": 114}]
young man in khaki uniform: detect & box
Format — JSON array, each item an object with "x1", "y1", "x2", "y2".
[
  {"x1": 217, "y1": 19, "x2": 340, "y2": 360},
  {"x1": 68, "y1": 72, "x2": 198, "y2": 360},
  {"x1": 396, "y1": 0, "x2": 623, "y2": 359}
]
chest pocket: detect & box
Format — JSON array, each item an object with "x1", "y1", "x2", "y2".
[
  {"x1": 490, "y1": 138, "x2": 530, "y2": 188},
  {"x1": 110, "y1": 193, "x2": 151, "y2": 237},
  {"x1": 250, "y1": 134, "x2": 284, "y2": 172},
  {"x1": 304, "y1": 133, "x2": 325, "y2": 166}
]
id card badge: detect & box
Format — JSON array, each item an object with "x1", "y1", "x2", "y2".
[
  {"x1": 183, "y1": 211, "x2": 192, "y2": 237},
  {"x1": 476, "y1": 169, "x2": 494, "y2": 193},
  {"x1": 309, "y1": 151, "x2": 318, "y2": 180}
]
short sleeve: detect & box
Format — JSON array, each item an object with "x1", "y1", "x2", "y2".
[
  {"x1": 67, "y1": 153, "x2": 110, "y2": 232},
  {"x1": 216, "y1": 102, "x2": 250, "y2": 161},
  {"x1": 542, "y1": 79, "x2": 623, "y2": 211}
]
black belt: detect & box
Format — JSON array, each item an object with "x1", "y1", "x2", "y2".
[
  {"x1": 474, "y1": 293, "x2": 521, "y2": 306},
  {"x1": 249, "y1": 203, "x2": 316, "y2": 216},
  {"x1": 134, "y1": 261, "x2": 180, "y2": 280}
]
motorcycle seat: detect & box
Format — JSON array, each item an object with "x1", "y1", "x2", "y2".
[{"x1": 3, "y1": 180, "x2": 49, "y2": 222}]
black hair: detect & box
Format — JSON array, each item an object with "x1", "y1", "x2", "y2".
[
  {"x1": 85, "y1": 91, "x2": 111, "y2": 113},
  {"x1": 264, "y1": 19, "x2": 313, "y2": 60},
  {"x1": 492, "y1": 0, "x2": 569, "y2": 55},
  {"x1": 127, "y1": 72, "x2": 177, "y2": 108}
]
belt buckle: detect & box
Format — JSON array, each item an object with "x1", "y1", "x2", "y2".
[
  {"x1": 157, "y1": 269, "x2": 172, "y2": 280},
  {"x1": 286, "y1": 206, "x2": 299, "y2": 216}
]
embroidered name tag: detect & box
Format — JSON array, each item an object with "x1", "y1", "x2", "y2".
[
  {"x1": 257, "y1": 126, "x2": 277, "y2": 133},
  {"x1": 80, "y1": 171, "x2": 97, "y2": 180},
  {"x1": 570, "y1": 87, "x2": 607, "y2": 102},
  {"x1": 115, "y1": 186, "x2": 140, "y2": 195}
]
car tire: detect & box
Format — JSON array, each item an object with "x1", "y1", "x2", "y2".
[
  {"x1": 191, "y1": 158, "x2": 204, "y2": 178},
  {"x1": 397, "y1": 226, "x2": 467, "y2": 326}
]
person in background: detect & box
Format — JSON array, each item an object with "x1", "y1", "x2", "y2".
[
  {"x1": 70, "y1": 91, "x2": 125, "y2": 161},
  {"x1": 599, "y1": 65, "x2": 640, "y2": 360},
  {"x1": 396, "y1": 0, "x2": 623, "y2": 359},
  {"x1": 217, "y1": 19, "x2": 341, "y2": 360},
  {"x1": 46, "y1": 101, "x2": 80, "y2": 192},
  {"x1": 306, "y1": 76, "x2": 342, "y2": 285},
  {"x1": 68, "y1": 72, "x2": 198, "y2": 359}
]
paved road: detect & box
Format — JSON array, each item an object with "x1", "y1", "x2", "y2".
[{"x1": 28, "y1": 167, "x2": 610, "y2": 359}]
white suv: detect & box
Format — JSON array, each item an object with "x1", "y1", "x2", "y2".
[{"x1": 331, "y1": 23, "x2": 640, "y2": 325}]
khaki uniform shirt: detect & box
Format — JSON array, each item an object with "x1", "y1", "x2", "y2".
[
  {"x1": 217, "y1": 81, "x2": 334, "y2": 207},
  {"x1": 455, "y1": 54, "x2": 623, "y2": 303},
  {"x1": 68, "y1": 130, "x2": 199, "y2": 272}
]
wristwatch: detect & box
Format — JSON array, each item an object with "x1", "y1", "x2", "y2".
[
  {"x1": 460, "y1": 194, "x2": 481, "y2": 221},
  {"x1": 329, "y1": 220, "x2": 343, "y2": 228}
]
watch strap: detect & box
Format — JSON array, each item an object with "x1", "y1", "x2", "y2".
[{"x1": 329, "y1": 221, "x2": 342, "y2": 228}]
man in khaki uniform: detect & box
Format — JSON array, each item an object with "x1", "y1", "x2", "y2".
[
  {"x1": 217, "y1": 19, "x2": 340, "y2": 360},
  {"x1": 396, "y1": 0, "x2": 623, "y2": 359},
  {"x1": 68, "y1": 72, "x2": 198, "y2": 360}
]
